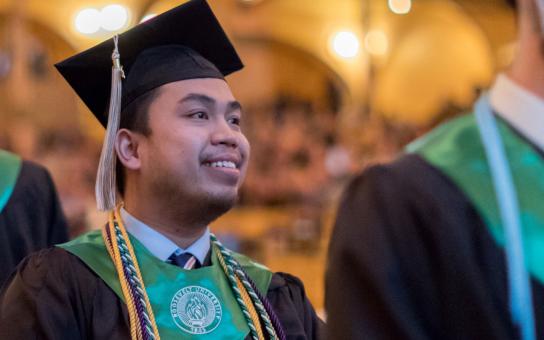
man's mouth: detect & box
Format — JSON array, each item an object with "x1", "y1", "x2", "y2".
[{"x1": 203, "y1": 160, "x2": 237, "y2": 169}]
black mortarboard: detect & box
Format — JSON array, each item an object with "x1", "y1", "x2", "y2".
[
  {"x1": 54, "y1": 0, "x2": 243, "y2": 211},
  {"x1": 55, "y1": 0, "x2": 243, "y2": 127}
]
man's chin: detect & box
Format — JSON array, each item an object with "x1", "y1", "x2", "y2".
[{"x1": 204, "y1": 190, "x2": 238, "y2": 215}]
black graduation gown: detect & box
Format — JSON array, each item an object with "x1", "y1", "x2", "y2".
[
  {"x1": 325, "y1": 154, "x2": 544, "y2": 340},
  {"x1": 0, "y1": 160, "x2": 68, "y2": 288},
  {"x1": 0, "y1": 246, "x2": 322, "y2": 340}
]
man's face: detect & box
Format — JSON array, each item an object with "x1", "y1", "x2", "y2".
[
  {"x1": 138, "y1": 78, "x2": 249, "y2": 214},
  {"x1": 531, "y1": 0, "x2": 544, "y2": 57}
]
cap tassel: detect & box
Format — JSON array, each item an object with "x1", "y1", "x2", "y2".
[{"x1": 96, "y1": 35, "x2": 125, "y2": 211}]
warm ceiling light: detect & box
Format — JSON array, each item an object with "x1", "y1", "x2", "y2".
[
  {"x1": 140, "y1": 13, "x2": 157, "y2": 23},
  {"x1": 364, "y1": 30, "x2": 389, "y2": 56},
  {"x1": 238, "y1": 0, "x2": 264, "y2": 4},
  {"x1": 331, "y1": 31, "x2": 360, "y2": 59},
  {"x1": 75, "y1": 8, "x2": 101, "y2": 34},
  {"x1": 388, "y1": 0, "x2": 411, "y2": 14},
  {"x1": 100, "y1": 4, "x2": 129, "y2": 31}
]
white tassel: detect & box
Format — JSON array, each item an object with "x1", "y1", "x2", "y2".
[{"x1": 96, "y1": 35, "x2": 125, "y2": 211}]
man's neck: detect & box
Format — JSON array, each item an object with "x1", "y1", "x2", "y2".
[
  {"x1": 507, "y1": 35, "x2": 544, "y2": 99},
  {"x1": 123, "y1": 199, "x2": 209, "y2": 250}
]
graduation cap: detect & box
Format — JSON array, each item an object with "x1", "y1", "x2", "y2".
[{"x1": 55, "y1": 0, "x2": 243, "y2": 211}]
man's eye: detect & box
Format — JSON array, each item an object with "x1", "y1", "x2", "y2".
[
  {"x1": 190, "y1": 112, "x2": 208, "y2": 119},
  {"x1": 228, "y1": 117, "x2": 241, "y2": 126}
]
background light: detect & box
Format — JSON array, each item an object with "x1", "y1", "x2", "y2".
[
  {"x1": 75, "y1": 8, "x2": 101, "y2": 34},
  {"x1": 100, "y1": 4, "x2": 129, "y2": 31},
  {"x1": 238, "y1": 0, "x2": 265, "y2": 5},
  {"x1": 388, "y1": 0, "x2": 411, "y2": 14},
  {"x1": 364, "y1": 30, "x2": 389, "y2": 56},
  {"x1": 331, "y1": 31, "x2": 360, "y2": 59},
  {"x1": 140, "y1": 13, "x2": 157, "y2": 23}
]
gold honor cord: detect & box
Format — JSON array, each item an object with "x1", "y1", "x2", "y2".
[{"x1": 102, "y1": 208, "x2": 161, "y2": 340}]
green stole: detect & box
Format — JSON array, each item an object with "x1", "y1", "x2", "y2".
[
  {"x1": 0, "y1": 150, "x2": 22, "y2": 214},
  {"x1": 407, "y1": 113, "x2": 544, "y2": 285},
  {"x1": 58, "y1": 230, "x2": 273, "y2": 339}
]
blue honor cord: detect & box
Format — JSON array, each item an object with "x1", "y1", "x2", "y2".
[{"x1": 474, "y1": 94, "x2": 536, "y2": 340}]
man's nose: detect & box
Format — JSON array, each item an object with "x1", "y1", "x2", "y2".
[{"x1": 210, "y1": 120, "x2": 239, "y2": 148}]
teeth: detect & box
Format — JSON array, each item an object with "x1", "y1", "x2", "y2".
[{"x1": 207, "y1": 161, "x2": 236, "y2": 169}]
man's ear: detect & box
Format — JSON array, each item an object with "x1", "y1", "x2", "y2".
[{"x1": 115, "y1": 128, "x2": 142, "y2": 170}]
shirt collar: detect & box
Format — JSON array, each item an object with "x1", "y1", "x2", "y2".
[
  {"x1": 489, "y1": 73, "x2": 544, "y2": 151},
  {"x1": 120, "y1": 207, "x2": 210, "y2": 264}
]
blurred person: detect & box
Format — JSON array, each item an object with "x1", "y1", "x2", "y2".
[
  {"x1": 0, "y1": 149, "x2": 68, "y2": 287},
  {"x1": 0, "y1": 1, "x2": 322, "y2": 339},
  {"x1": 326, "y1": 0, "x2": 544, "y2": 339}
]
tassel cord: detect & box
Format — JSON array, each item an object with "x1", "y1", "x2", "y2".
[{"x1": 96, "y1": 35, "x2": 125, "y2": 211}]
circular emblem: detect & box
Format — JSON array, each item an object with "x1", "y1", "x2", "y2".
[{"x1": 170, "y1": 286, "x2": 222, "y2": 335}]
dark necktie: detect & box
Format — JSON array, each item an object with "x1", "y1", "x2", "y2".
[{"x1": 168, "y1": 252, "x2": 200, "y2": 269}]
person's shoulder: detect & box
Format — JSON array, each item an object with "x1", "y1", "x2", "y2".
[
  {"x1": 266, "y1": 271, "x2": 312, "y2": 306},
  {"x1": 17, "y1": 246, "x2": 80, "y2": 270},
  {"x1": 10, "y1": 246, "x2": 95, "y2": 285},
  {"x1": 12, "y1": 159, "x2": 50, "y2": 185},
  {"x1": 345, "y1": 113, "x2": 485, "y2": 210},
  {"x1": 406, "y1": 113, "x2": 478, "y2": 155},
  {"x1": 19, "y1": 159, "x2": 49, "y2": 176},
  {"x1": 268, "y1": 271, "x2": 308, "y2": 295},
  {"x1": 11, "y1": 160, "x2": 57, "y2": 201},
  {"x1": 345, "y1": 154, "x2": 441, "y2": 201},
  {"x1": 267, "y1": 271, "x2": 324, "y2": 338}
]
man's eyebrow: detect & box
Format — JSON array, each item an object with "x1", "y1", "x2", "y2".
[
  {"x1": 179, "y1": 93, "x2": 242, "y2": 112},
  {"x1": 227, "y1": 101, "x2": 242, "y2": 112},
  {"x1": 178, "y1": 93, "x2": 216, "y2": 105}
]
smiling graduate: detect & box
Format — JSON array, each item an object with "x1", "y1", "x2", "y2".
[{"x1": 0, "y1": 1, "x2": 321, "y2": 339}]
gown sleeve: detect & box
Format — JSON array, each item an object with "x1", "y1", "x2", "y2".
[
  {"x1": 267, "y1": 272, "x2": 324, "y2": 340},
  {"x1": 0, "y1": 247, "x2": 130, "y2": 340}
]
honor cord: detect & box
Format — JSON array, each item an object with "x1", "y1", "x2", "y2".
[{"x1": 475, "y1": 95, "x2": 536, "y2": 340}]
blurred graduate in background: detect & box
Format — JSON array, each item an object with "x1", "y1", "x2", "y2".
[
  {"x1": 327, "y1": 0, "x2": 544, "y2": 338},
  {"x1": 0, "y1": 149, "x2": 68, "y2": 287}
]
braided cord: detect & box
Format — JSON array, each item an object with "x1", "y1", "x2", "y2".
[
  {"x1": 105, "y1": 214, "x2": 149, "y2": 340},
  {"x1": 103, "y1": 213, "x2": 142, "y2": 340},
  {"x1": 232, "y1": 263, "x2": 277, "y2": 338},
  {"x1": 213, "y1": 242, "x2": 263, "y2": 340},
  {"x1": 239, "y1": 266, "x2": 286, "y2": 340},
  {"x1": 102, "y1": 208, "x2": 161, "y2": 340},
  {"x1": 113, "y1": 222, "x2": 153, "y2": 339},
  {"x1": 235, "y1": 278, "x2": 264, "y2": 340},
  {"x1": 114, "y1": 209, "x2": 161, "y2": 339},
  {"x1": 211, "y1": 234, "x2": 280, "y2": 340}
]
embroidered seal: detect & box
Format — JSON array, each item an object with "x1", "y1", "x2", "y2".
[{"x1": 170, "y1": 285, "x2": 222, "y2": 334}]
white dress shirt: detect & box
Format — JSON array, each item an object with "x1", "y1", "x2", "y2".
[
  {"x1": 489, "y1": 74, "x2": 544, "y2": 152},
  {"x1": 120, "y1": 207, "x2": 210, "y2": 264}
]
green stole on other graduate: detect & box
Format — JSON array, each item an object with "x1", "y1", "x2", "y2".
[
  {"x1": 0, "y1": 150, "x2": 22, "y2": 214},
  {"x1": 58, "y1": 230, "x2": 273, "y2": 339},
  {"x1": 407, "y1": 113, "x2": 544, "y2": 285}
]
